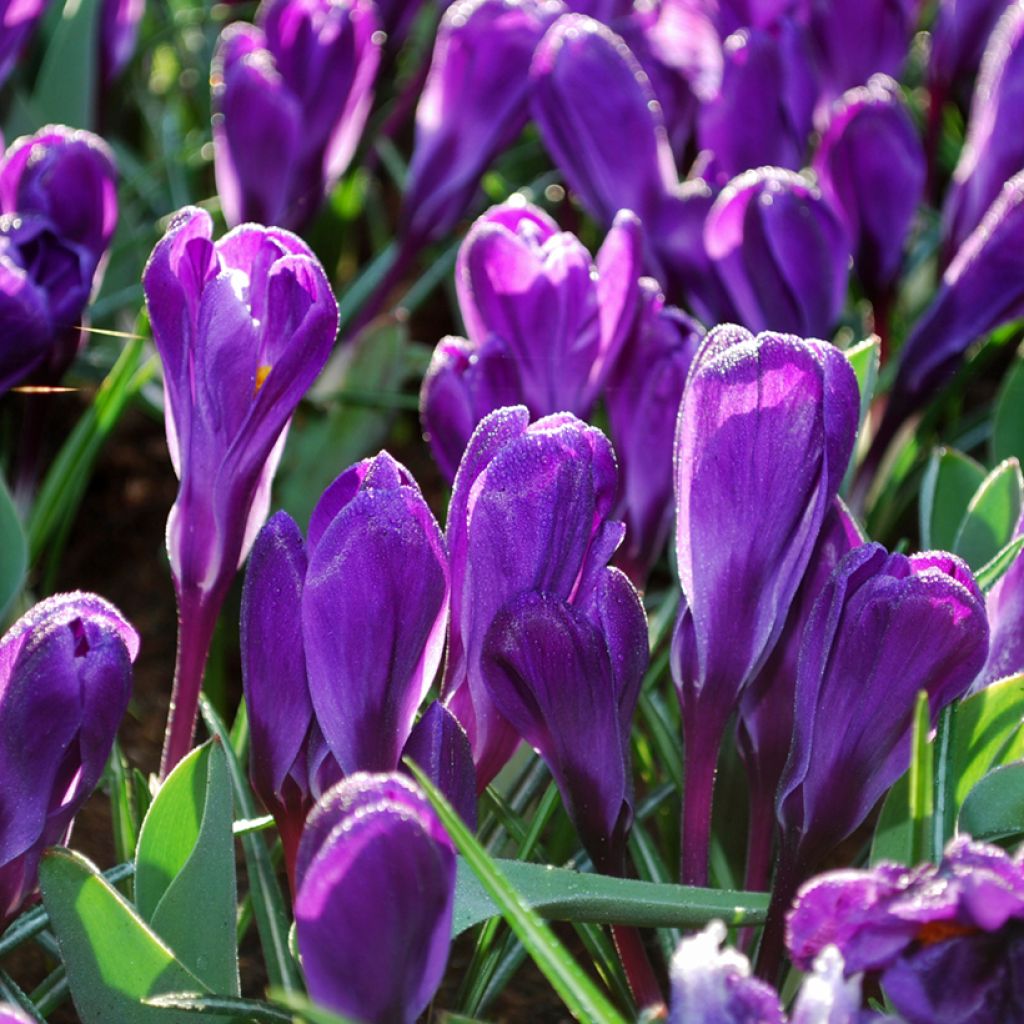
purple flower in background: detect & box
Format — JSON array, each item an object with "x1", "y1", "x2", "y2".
[
  {"x1": 400, "y1": 0, "x2": 563, "y2": 249},
  {"x1": 241, "y1": 454, "x2": 450, "y2": 871},
  {"x1": 144, "y1": 206, "x2": 338, "y2": 773},
  {"x1": 0, "y1": 126, "x2": 117, "y2": 392},
  {"x1": 0, "y1": 1007, "x2": 36, "y2": 1024},
  {"x1": 0, "y1": 593, "x2": 138, "y2": 925},
  {"x1": 697, "y1": 23, "x2": 817, "y2": 184},
  {"x1": 788, "y1": 838, "x2": 1024, "y2": 1024},
  {"x1": 605, "y1": 277, "x2": 702, "y2": 585},
  {"x1": 737, "y1": 500, "x2": 863, "y2": 892},
  {"x1": 294, "y1": 773, "x2": 455, "y2": 1024},
  {"x1": 101, "y1": 0, "x2": 144, "y2": 85},
  {"x1": 942, "y1": 1, "x2": 1024, "y2": 258},
  {"x1": 212, "y1": 0, "x2": 381, "y2": 230},
  {"x1": 482, "y1": 569, "x2": 648, "y2": 873},
  {"x1": 704, "y1": 167, "x2": 850, "y2": 338},
  {"x1": 813, "y1": 75, "x2": 925, "y2": 316},
  {"x1": 672, "y1": 325, "x2": 859, "y2": 885},
  {"x1": 974, "y1": 509, "x2": 1024, "y2": 689},
  {"x1": 443, "y1": 406, "x2": 621, "y2": 789},
  {"x1": 0, "y1": 0, "x2": 48, "y2": 89},
  {"x1": 929, "y1": 0, "x2": 1011, "y2": 98}
]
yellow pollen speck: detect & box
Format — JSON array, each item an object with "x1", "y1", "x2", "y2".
[{"x1": 254, "y1": 364, "x2": 272, "y2": 395}]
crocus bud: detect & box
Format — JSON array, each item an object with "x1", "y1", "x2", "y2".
[
  {"x1": 736, "y1": 500, "x2": 863, "y2": 891},
  {"x1": 101, "y1": 0, "x2": 144, "y2": 85},
  {"x1": 930, "y1": 0, "x2": 1010, "y2": 97},
  {"x1": 704, "y1": 168, "x2": 849, "y2": 337},
  {"x1": 975, "y1": 510, "x2": 1024, "y2": 688},
  {"x1": 483, "y1": 568, "x2": 648, "y2": 873},
  {"x1": 606, "y1": 277, "x2": 702, "y2": 584},
  {"x1": 144, "y1": 207, "x2": 338, "y2": 773},
  {"x1": 0, "y1": 1007, "x2": 36, "y2": 1024},
  {"x1": 456, "y1": 200, "x2": 642, "y2": 417},
  {"x1": 0, "y1": 126, "x2": 117, "y2": 391},
  {"x1": 0, "y1": 593, "x2": 138, "y2": 925},
  {"x1": 807, "y1": 0, "x2": 914, "y2": 104},
  {"x1": 444, "y1": 406, "x2": 621, "y2": 788},
  {"x1": 813, "y1": 76, "x2": 925, "y2": 307},
  {"x1": 942, "y1": 1, "x2": 1024, "y2": 257},
  {"x1": 697, "y1": 23, "x2": 817, "y2": 184},
  {"x1": 294, "y1": 774, "x2": 456, "y2": 1024},
  {"x1": 777, "y1": 546, "x2": 988, "y2": 872},
  {"x1": 400, "y1": 0, "x2": 563, "y2": 248},
  {"x1": 401, "y1": 702, "x2": 477, "y2": 831},
  {"x1": 212, "y1": 0, "x2": 381, "y2": 230},
  {"x1": 672, "y1": 325, "x2": 859, "y2": 884},
  {"x1": 788, "y1": 838, "x2": 1024, "y2": 1024},
  {"x1": 0, "y1": 0, "x2": 47, "y2": 89}
]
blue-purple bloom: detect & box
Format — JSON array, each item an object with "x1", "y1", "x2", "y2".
[
  {"x1": 212, "y1": 0, "x2": 381, "y2": 230},
  {"x1": 0, "y1": 126, "x2": 117, "y2": 392},
  {"x1": 929, "y1": 0, "x2": 1010, "y2": 97},
  {"x1": 144, "y1": 206, "x2": 338, "y2": 772},
  {"x1": 0, "y1": 0, "x2": 48, "y2": 89},
  {"x1": 788, "y1": 837, "x2": 1024, "y2": 1024},
  {"x1": 294, "y1": 773, "x2": 456, "y2": 1024},
  {"x1": 0, "y1": 593, "x2": 138, "y2": 925},
  {"x1": 101, "y1": 0, "x2": 144, "y2": 85},
  {"x1": 975, "y1": 509, "x2": 1024, "y2": 689}
]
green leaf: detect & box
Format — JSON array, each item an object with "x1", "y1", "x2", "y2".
[
  {"x1": 958, "y1": 761, "x2": 1024, "y2": 841},
  {"x1": 991, "y1": 346, "x2": 1024, "y2": 466},
  {"x1": 268, "y1": 990, "x2": 363, "y2": 1024},
  {"x1": 952, "y1": 457, "x2": 1024, "y2": 569},
  {"x1": 145, "y1": 993, "x2": 292, "y2": 1021},
  {"x1": 32, "y1": 0, "x2": 103, "y2": 128},
  {"x1": 406, "y1": 761, "x2": 630, "y2": 1024},
  {"x1": 932, "y1": 705, "x2": 957, "y2": 858},
  {"x1": 39, "y1": 849, "x2": 233, "y2": 1024},
  {"x1": 846, "y1": 336, "x2": 881, "y2": 428},
  {"x1": 134, "y1": 740, "x2": 239, "y2": 995},
  {"x1": 949, "y1": 673, "x2": 1024, "y2": 807},
  {"x1": 976, "y1": 535, "x2": 1024, "y2": 593},
  {"x1": 0, "y1": 470, "x2": 26, "y2": 623},
  {"x1": 919, "y1": 447, "x2": 987, "y2": 552},
  {"x1": 452, "y1": 857, "x2": 768, "y2": 936}
]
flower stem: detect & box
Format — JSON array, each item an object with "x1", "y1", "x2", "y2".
[
  {"x1": 610, "y1": 924, "x2": 664, "y2": 1014},
  {"x1": 754, "y1": 837, "x2": 806, "y2": 984}
]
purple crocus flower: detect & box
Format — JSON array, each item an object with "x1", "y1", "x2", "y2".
[
  {"x1": 929, "y1": 0, "x2": 1011, "y2": 99},
  {"x1": 212, "y1": 0, "x2": 381, "y2": 230},
  {"x1": 101, "y1": 0, "x2": 144, "y2": 85},
  {"x1": 972, "y1": 507, "x2": 1024, "y2": 689},
  {"x1": 813, "y1": 75, "x2": 925, "y2": 320},
  {"x1": 0, "y1": 593, "x2": 138, "y2": 925},
  {"x1": 788, "y1": 838, "x2": 1024, "y2": 1024},
  {"x1": 605, "y1": 277, "x2": 702, "y2": 585},
  {"x1": 942, "y1": 1, "x2": 1024, "y2": 258},
  {"x1": 737, "y1": 500, "x2": 864, "y2": 892},
  {"x1": 0, "y1": 0, "x2": 48, "y2": 89},
  {"x1": 0, "y1": 1008, "x2": 36, "y2": 1024},
  {"x1": 672, "y1": 325, "x2": 859, "y2": 886},
  {"x1": 704, "y1": 167, "x2": 850, "y2": 338},
  {"x1": 144, "y1": 207, "x2": 338, "y2": 773},
  {"x1": 0, "y1": 126, "x2": 117, "y2": 392},
  {"x1": 294, "y1": 773, "x2": 455, "y2": 1024},
  {"x1": 443, "y1": 406, "x2": 621, "y2": 789},
  {"x1": 400, "y1": 0, "x2": 563, "y2": 250},
  {"x1": 760, "y1": 546, "x2": 989, "y2": 977},
  {"x1": 241, "y1": 454, "x2": 450, "y2": 873}
]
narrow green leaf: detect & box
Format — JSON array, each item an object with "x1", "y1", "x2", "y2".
[
  {"x1": 0, "y1": 968, "x2": 46, "y2": 1022},
  {"x1": 845, "y1": 336, "x2": 881, "y2": 426},
  {"x1": 39, "y1": 849, "x2": 233, "y2": 1024},
  {"x1": 406, "y1": 761, "x2": 630, "y2": 1024},
  {"x1": 918, "y1": 447, "x2": 986, "y2": 552},
  {"x1": 268, "y1": 990, "x2": 363, "y2": 1024},
  {"x1": 145, "y1": 992, "x2": 293, "y2": 1021},
  {"x1": 0, "y1": 470, "x2": 26, "y2": 622},
  {"x1": 932, "y1": 705, "x2": 957, "y2": 860},
  {"x1": 976, "y1": 535, "x2": 1024, "y2": 592},
  {"x1": 199, "y1": 697, "x2": 301, "y2": 993},
  {"x1": 908, "y1": 692, "x2": 934, "y2": 866},
  {"x1": 949, "y1": 673, "x2": 1024, "y2": 807},
  {"x1": 958, "y1": 761, "x2": 1024, "y2": 841},
  {"x1": 953, "y1": 457, "x2": 1024, "y2": 569},
  {"x1": 32, "y1": 0, "x2": 103, "y2": 128},
  {"x1": 108, "y1": 740, "x2": 141, "y2": 866},
  {"x1": 991, "y1": 346, "x2": 1024, "y2": 466}
]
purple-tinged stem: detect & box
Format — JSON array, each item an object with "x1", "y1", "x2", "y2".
[
  {"x1": 611, "y1": 924, "x2": 665, "y2": 1014},
  {"x1": 754, "y1": 836, "x2": 808, "y2": 985},
  {"x1": 160, "y1": 585, "x2": 222, "y2": 777},
  {"x1": 680, "y1": 714, "x2": 725, "y2": 887},
  {"x1": 743, "y1": 789, "x2": 776, "y2": 895}
]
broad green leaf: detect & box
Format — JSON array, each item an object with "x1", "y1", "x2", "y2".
[
  {"x1": 32, "y1": 0, "x2": 103, "y2": 128},
  {"x1": 406, "y1": 761, "x2": 630, "y2": 1024},
  {"x1": 452, "y1": 857, "x2": 769, "y2": 936},
  {"x1": 38, "y1": 849, "x2": 233, "y2": 1024},
  {"x1": 952, "y1": 457, "x2": 1024, "y2": 568},
  {"x1": 991, "y1": 347, "x2": 1024, "y2": 466},
  {"x1": 976, "y1": 535, "x2": 1024, "y2": 593},
  {"x1": 135, "y1": 740, "x2": 239, "y2": 995},
  {"x1": 950, "y1": 674, "x2": 1024, "y2": 807},
  {"x1": 919, "y1": 448, "x2": 986, "y2": 552},
  {"x1": 0, "y1": 470, "x2": 26, "y2": 623},
  {"x1": 958, "y1": 761, "x2": 1024, "y2": 841}
]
